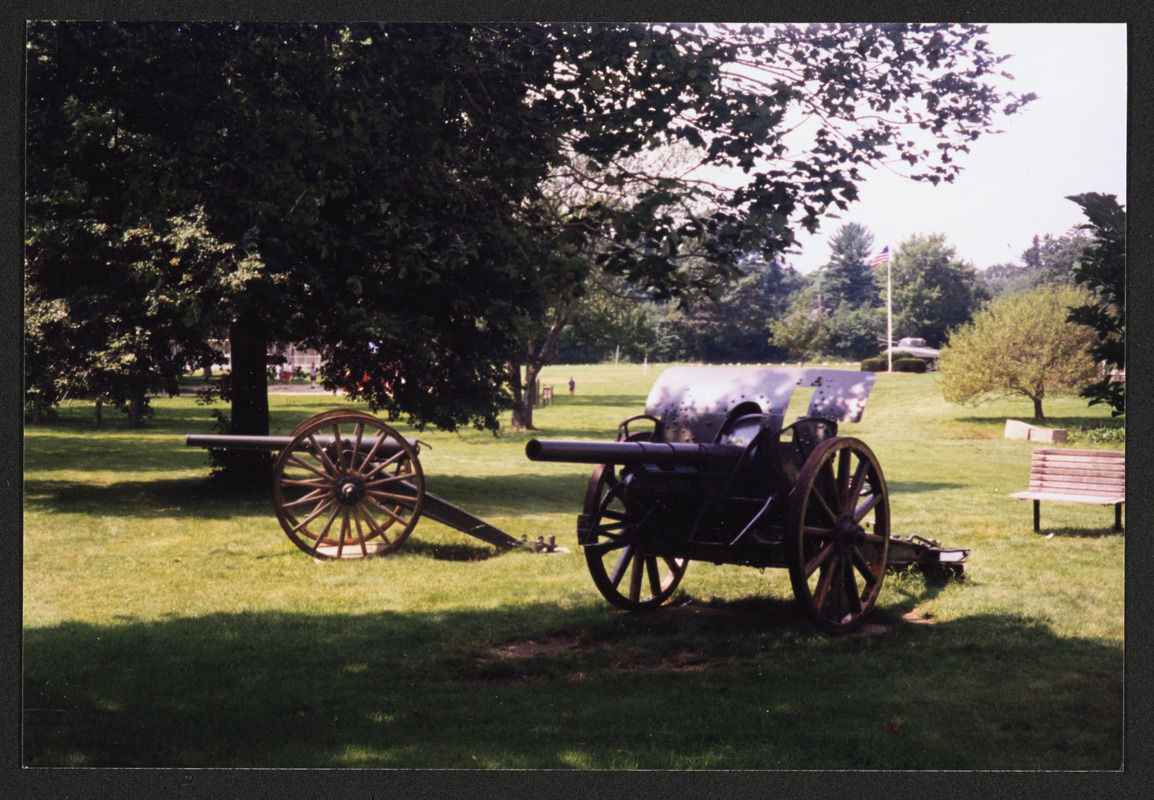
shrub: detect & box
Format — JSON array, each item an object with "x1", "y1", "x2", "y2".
[
  {"x1": 893, "y1": 357, "x2": 928, "y2": 373},
  {"x1": 861, "y1": 355, "x2": 927, "y2": 373}
]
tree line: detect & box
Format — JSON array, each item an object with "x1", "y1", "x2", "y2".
[
  {"x1": 552, "y1": 217, "x2": 1099, "y2": 366},
  {"x1": 26, "y1": 22, "x2": 1039, "y2": 482}
]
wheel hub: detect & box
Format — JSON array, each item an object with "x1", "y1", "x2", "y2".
[
  {"x1": 334, "y1": 475, "x2": 366, "y2": 506},
  {"x1": 834, "y1": 511, "x2": 867, "y2": 550}
]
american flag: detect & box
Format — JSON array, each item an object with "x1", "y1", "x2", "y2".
[{"x1": 869, "y1": 246, "x2": 890, "y2": 267}]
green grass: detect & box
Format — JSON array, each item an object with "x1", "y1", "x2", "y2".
[{"x1": 22, "y1": 364, "x2": 1124, "y2": 769}]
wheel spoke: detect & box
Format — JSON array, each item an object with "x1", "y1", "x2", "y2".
[
  {"x1": 306, "y1": 433, "x2": 342, "y2": 477},
  {"x1": 854, "y1": 491, "x2": 882, "y2": 524},
  {"x1": 357, "y1": 505, "x2": 393, "y2": 547},
  {"x1": 608, "y1": 544, "x2": 635, "y2": 589},
  {"x1": 281, "y1": 487, "x2": 330, "y2": 509},
  {"x1": 365, "y1": 494, "x2": 413, "y2": 527},
  {"x1": 804, "y1": 540, "x2": 835, "y2": 578},
  {"x1": 812, "y1": 555, "x2": 837, "y2": 609},
  {"x1": 584, "y1": 533, "x2": 633, "y2": 555},
  {"x1": 290, "y1": 498, "x2": 336, "y2": 534},
  {"x1": 363, "y1": 471, "x2": 419, "y2": 489},
  {"x1": 366, "y1": 487, "x2": 420, "y2": 508},
  {"x1": 847, "y1": 458, "x2": 869, "y2": 510},
  {"x1": 361, "y1": 448, "x2": 407, "y2": 481},
  {"x1": 285, "y1": 453, "x2": 330, "y2": 482},
  {"x1": 841, "y1": 557, "x2": 862, "y2": 615},
  {"x1": 836, "y1": 449, "x2": 852, "y2": 508},
  {"x1": 645, "y1": 557, "x2": 663, "y2": 596},
  {"x1": 809, "y1": 485, "x2": 839, "y2": 527},
  {"x1": 352, "y1": 510, "x2": 369, "y2": 556},
  {"x1": 850, "y1": 546, "x2": 880, "y2": 587},
  {"x1": 628, "y1": 554, "x2": 644, "y2": 601},
  {"x1": 350, "y1": 423, "x2": 366, "y2": 471}
]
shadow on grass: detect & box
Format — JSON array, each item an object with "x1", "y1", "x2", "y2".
[
  {"x1": 22, "y1": 476, "x2": 272, "y2": 519},
  {"x1": 539, "y1": 394, "x2": 644, "y2": 410},
  {"x1": 887, "y1": 480, "x2": 967, "y2": 494},
  {"x1": 23, "y1": 595, "x2": 1122, "y2": 769},
  {"x1": 1027, "y1": 525, "x2": 1125, "y2": 539},
  {"x1": 23, "y1": 471, "x2": 587, "y2": 522}
]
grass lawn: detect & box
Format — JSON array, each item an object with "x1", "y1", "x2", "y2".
[{"x1": 22, "y1": 364, "x2": 1124, "y2": 770}]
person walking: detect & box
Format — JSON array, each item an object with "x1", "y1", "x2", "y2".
[
  {"x1": 569, "y1": 377, "x2": 575, "y2": 396},
  {"x1": 310, "y1": 363, "x2": 318, "y2": 389}
]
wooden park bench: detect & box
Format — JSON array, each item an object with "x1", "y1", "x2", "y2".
[{"x1": 1012, "y1": 448, "x2": 1125, "y2": 532}]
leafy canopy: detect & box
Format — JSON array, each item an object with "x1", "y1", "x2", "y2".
[
  {"x1": 1065, "y1": 193, "x2": 1125, "y2": 416},
  {"x1": 938, "y1": 284, "x2": 1098, "y2": 420},
  {"x1": 26, "y1": 22, "x2": 1034, "y2": 433}
]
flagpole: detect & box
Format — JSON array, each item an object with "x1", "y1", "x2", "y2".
[{"x1": 886, "y1": 256, "x2": 893, "y2": 373}]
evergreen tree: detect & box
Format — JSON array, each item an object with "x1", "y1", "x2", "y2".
[{"x1": 819, "y1": 223, "x2": 878, "y2": 312}]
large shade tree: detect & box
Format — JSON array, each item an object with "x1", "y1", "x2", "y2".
[
  {"x1": 884, "y1": 233, "x2": 990, "y2": 347},
  {"x1": 27, "y1": 22, "x2": 1035, "y2": 453}
]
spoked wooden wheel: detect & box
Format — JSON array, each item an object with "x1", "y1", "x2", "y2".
[
  {"x1": 785, "y1": 437, "x2": 890, "y2": 634},
  {"x1": 580, "y1": 461, "x2": 688, "y2": 611},
  {"x1": 272, "y1": 411, "x2": 424, "y2": 559}
]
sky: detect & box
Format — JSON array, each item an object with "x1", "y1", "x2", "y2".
[{"x1": 778, "y1": 23, "x2": 1127, "y2": 275}]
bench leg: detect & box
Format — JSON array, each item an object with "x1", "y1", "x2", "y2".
[
  {"x1": 1033, "y1": 500, "x2": 1040, "y2": 532},
  {"x1": 1115, "y1": 503, "x2": 1123, "y2": 532}
]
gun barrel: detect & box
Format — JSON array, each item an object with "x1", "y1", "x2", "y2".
[
  {"x1": 185, "y1": 433, "x2": 416, "y2": 457},
  {"x1": 525, "y1": 438, "x2": 741, "y2": 470}
]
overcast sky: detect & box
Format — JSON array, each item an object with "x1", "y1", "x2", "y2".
[{"x1": 780, "y1": 23, "x2": 1127, "y2": 274}]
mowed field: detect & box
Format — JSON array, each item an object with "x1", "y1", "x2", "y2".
[{"x1": 22, "y1": 363, "x2": 1125, "y2": 771}]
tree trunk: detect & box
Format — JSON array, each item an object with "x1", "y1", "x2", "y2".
[
  {"x1": 509, "y1": 363, "x2": 534, "y2": 431},
  {"x1": 93, "y1": 397, "x2": 103, "y2": 427},
  {"x1": 1033, "y1": 396, "x2": 1045, "y2": 420},
  {"x1": 510, "y1": 305, "x2": 570, "y2": 431},
  {"x1": 230, "y1": 312, "x2": 270, "y2": 436},
  {"x1": 128, "y1": 391, "x2": 145, "y2": 427},
  {"x1": 224, "y1": 311, "x2": 273, "y2": 487}
]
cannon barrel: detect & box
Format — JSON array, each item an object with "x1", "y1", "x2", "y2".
[
  {"x1": 185, "y1": 433, "x2": 417, "y2": 457},
  {"x1": 525, "y1": 438, "x2": 742, "y2": 471}
]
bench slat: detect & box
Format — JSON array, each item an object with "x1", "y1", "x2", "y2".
[
  {"x1": 1033, "y1": 477, "x2": 1121, "y2": 489},
  {"x1": 1016, "y1": 448, "x2": 1124, "y2": 531},
  {"x1": 1012, "y1": 491, "x2": 1125, "y2": 505}
]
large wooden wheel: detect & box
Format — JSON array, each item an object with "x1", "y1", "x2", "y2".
[
  {"x1": 785, "y1": 437, "x2": 890, "y2": 634},
  {"x1": 272, "y1": 411, "x2": 424, "y2": 559},
  {"x1": 580, "y1": 457, "x2": 688, "y2": 611}
]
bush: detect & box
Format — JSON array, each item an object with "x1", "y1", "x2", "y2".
[
  {"x1": 893, "y1": 357, "x2": 928, "y2": 373},
  {"x1": 861, "y1": 355, "x2": 927, "y2": 373}
]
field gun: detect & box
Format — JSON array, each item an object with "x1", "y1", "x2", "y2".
[
  {"x1": 527, "y1": 366, "x2": 968, "y2": 634},
  {"x1": 186, "y1": 410, "x2": 559, "y2": 560}
]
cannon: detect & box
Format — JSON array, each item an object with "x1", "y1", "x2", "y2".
[
  {"x1": 526, "y1": 366, "x2": 968, "y2": 634},
  {"x1": 186, "y1": 410, "x2": 560, "y2": 559}
]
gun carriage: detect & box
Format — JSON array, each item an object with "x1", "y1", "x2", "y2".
[
  {"x1": 186, "y1": 410, "x2": 558, "y2": 560},
  {"x1": 186, "y1": 367, "x2": 966, "y2": 633},
  {"x1": 526, "y1": 367, "x2": 968, "y2": 634}
]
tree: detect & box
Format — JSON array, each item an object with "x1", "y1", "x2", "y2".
[
  {"x1": 937, "y1": 285, "x2": 1098, "y2": 419},
  {"x1": 818, "y1": 223, "x2": 878, "y2": 312},
  {"x1": 885, "y1": 234, "x2": 989, "y2": 347},
  {"x1": 27, "y1": 22, "x2": 1034, "y2": 445},
  {"x1": 825, "y1": 304, "x2": 885, "y2": 361},
  {"x1": 1066, "y1": 193, "x2": 1125, "y2": 416},
  {"x1": 983, "y1": 230, "x2": 1093, "y2": 297},
  {"x1": 651, "y1": 255, "x2": 803, "y2": 363},
  {"x1": 768, "y1": 290, "x2": 829, "y2": 363}
]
